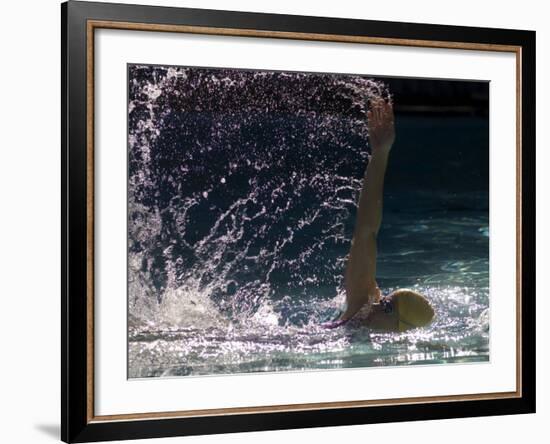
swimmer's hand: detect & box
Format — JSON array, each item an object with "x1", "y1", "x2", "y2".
[{"x1": 367, "y1": 99, "x2": 395, "y2": 158}]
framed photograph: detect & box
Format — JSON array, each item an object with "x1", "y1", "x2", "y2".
[{"x1": 62, "y1": 1, "x2": 535, "y2": 442}]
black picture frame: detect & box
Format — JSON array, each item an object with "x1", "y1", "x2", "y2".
[{"x1": 62, "y1": 1, "x2": 536, "y2": 442}]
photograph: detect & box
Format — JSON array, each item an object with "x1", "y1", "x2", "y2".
[
  {"x1": 127, "y1": 64, "x2": 490, "y2": 379},
  {"x1": 58, "y1": 1, "x2": 536, "y2": 441}
]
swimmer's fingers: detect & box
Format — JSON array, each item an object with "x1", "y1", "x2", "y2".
[
  {"x1": 371, "y1": 98, "x2": 393, "y2": 126},
  {"x1": 387, "y1": 102, "x2": 395, "y2": 126},
  {"x1": 367, "y1": 110, "x2": 378, "y2": 133},
  {"x1": 383, "y1": 100, "x2": 393, "y2": 118},
  {"x1": 368, "y1": 102, "x2": 383, "y2": 129},
  {"x1": 379, "y1": 100, "x2": 393, "y2": 123},
  {"x1": 378, "y1": 101, "x2": 395, "y2": 136},
  {"x1": 373, "y1": 99, "x2": 383, "y2": 122}
]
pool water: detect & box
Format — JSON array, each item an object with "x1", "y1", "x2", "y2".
[
  {"x1": 128, "y1": 191, "x2": 489, "y2": 377},
  {"x1": 127, "y1": 66, "x2": 489, "y2": 378}
]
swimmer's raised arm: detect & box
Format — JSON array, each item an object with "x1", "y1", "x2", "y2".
[{"x1": 338, "y1": 99, "x2": 395, "y2": 322}]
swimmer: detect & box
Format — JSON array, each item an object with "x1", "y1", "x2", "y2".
[{"x1": 323, "y1": 99, "x2": 434, "y2": 331}]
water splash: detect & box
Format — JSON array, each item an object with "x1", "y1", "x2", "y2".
[{"x1": 128, "y1": 65, "x2": 390, "y2": 329}]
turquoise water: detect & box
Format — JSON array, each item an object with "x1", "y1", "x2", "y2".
[{"x1": 127, "y1": 66, "x2": 489, "y2": 378}]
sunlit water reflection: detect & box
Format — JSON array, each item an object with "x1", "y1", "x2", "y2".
[{"x1": 129, "y1": 205, "x2": 489, "y2": 378}]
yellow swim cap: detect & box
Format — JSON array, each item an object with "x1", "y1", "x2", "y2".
[{"x1": 391, "y1": 289, "x2": 435, "y2": 332}]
